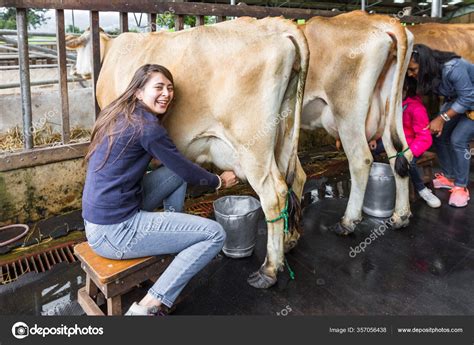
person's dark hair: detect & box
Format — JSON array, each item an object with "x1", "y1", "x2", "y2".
[
  {"x1": 85, "y1": 64, "x2": 174, "y2": 169},
  {"x1": 411, "y1": 44, "x2": 460, "y2": 96},
  {"x1": 404, "y1": 76, "x2": 418, "y2": 99}
]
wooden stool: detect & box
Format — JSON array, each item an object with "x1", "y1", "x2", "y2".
[
  {"x1": 410, "y1": 151, "x2": 437, "y2": 201},
  {"x1": 74, "y1": 242, "x2": 172, "y2": 316}
]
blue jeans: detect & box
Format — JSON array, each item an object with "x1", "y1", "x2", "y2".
[
  {"x1": 434, "y1": 110, "x2": 474, "y2": 187},
  {"x1": 409, "y1": 157, "x2": 426, "y2": 192},
  {"x1": 84, "y1": 166, "x2": 226, "y2": 307}
]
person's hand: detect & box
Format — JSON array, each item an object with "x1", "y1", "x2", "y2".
[
  {"x1": 369, "y1": 140, "x2": 377, "y2": 150},
  {"x1": 219, "y1": 171, "x2": 239, "y2": 189},
  {"x1": 335, "y1": 139, "x2": 342, "y2": 151},
  {"x1": 424, "y1": 116, "x2": 445, "y2": 137},
  {"x1": 149, "y1": 158, "x2": 162, "y2": 170}
]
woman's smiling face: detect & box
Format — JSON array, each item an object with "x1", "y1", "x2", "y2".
[{"x1": 136, "y1": 72, "x2": 174, "y2": 114}]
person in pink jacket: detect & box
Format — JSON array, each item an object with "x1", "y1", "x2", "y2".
[
  {"x1": 402, "y1": 78, "x2": 441, "y2": 208},
  {"x1": 370, "y1": 77, "x2": 441, "y2": 208}
]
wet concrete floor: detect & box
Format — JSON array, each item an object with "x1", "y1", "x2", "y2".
[{"x1": 0, "y1": 174, "x2": 473, "y2": 316}]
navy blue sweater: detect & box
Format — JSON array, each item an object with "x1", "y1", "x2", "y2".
[{"x1": 82, "y1": 105, "x2": 219, "y2": 225}]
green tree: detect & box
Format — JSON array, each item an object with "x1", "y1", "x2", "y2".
[
  {"x1": 66, "y1": 24, "x2": 83, "y2": 34},
  {"x1": 154, "y1": 14, "x2": 216, "y2": 30},
  {"x1": 0, "y1": 8, "x2": 49, "y2": 30}
]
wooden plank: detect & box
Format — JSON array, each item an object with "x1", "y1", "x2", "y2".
[
  {"x1": 55, "y1": 9, "x2": 71, "y2": 144},
  {"x1": 120, "y1": 12, "x2": 128, "y2": 32},
  {"x1": 195, "y1": 15, "x2": 205, "y2": 26},
  {"x1": 16, "y1": 8, "x2": 33, "y2": 149},
  {"x1": 2, "y1": 1, "x2": 444, "y2": 23},
  {"x1": 103, "y1": 257, "x2": 172, "y2": 297},
  {"x1": 0, "y1": 142, "x2": 89, "y2": 172},
  {"x1": 85, "y1": 275, "x2": 99, "y2": 297},
  {"x1": 107, "y1": 296, "x2": 122, "y2": 316},
  {"x1": 148, "y1": 13, "x2": 157, "y2": 31},
  {"x1": 89, "y1": 10, "x2": 101, "y2": 118},
  {"x1": 74, "y1": 242, "x2": 162, "y2": 284},
  {"x1": 175, "y1": 14, "x2": 184, "y2": 31},
  {"x1": 78, "y1": 287, "x2": 105, "y2": 316}
]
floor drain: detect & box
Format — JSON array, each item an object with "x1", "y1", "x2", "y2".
[
  {"x1": 186, "y1": 201, "x2": 215, "y2": 218},
  {"x1": 0, "y1": 242, "x2": 79, "y2": 285}
]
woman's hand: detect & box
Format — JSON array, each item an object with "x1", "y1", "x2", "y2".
[
  {"x1": 219, "y1": 171, "x2": 239, "y2": 189},
  {"x1": 424, "y1": 116, "x2": 445, "y2": 137}
]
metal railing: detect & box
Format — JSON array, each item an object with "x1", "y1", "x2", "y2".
[{"x1": 0, "y1": 0, "x2": 440, "y2": 172}]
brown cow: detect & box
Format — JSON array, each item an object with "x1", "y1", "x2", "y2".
[
  {"x1": 301, "y1": 11, "x2": 414, "y2": 234},
  {"x1": 407, "y1": 23, "x2": 474, "y2": 62},
  {"x1": 66, "y1": 17, "x2": 309, "y2": 289}
]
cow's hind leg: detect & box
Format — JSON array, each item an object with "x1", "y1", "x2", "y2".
[
  {"x1": 381, "y1": 128, "x2": 412, "y2": 229},
  {"x1": 283, "y1": 157, "x2": 306, "y2": 253},
  {"x1": 334, "y1": 122, "x2": 373, "y2": 235},
  {"x1": 242, "y1": 157, "x2": 289, "y2": 289}
]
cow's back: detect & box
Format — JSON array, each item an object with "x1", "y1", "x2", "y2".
[
  {"x1": 408, "y1": 23, "x2": 474, "y2": 63},
  {"x1": 96, "y1": 17, "x2": 304, "y2": 110}
]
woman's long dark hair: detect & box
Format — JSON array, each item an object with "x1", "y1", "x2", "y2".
[
  {"x1": 85, "y1": 64, "x2": 174, "y2": 169},
  {"x1": 404, "y1": 76, "x2": 418, "y2": 99},
  {"x1": 412, "y1": 44, "x2": 460, "y2": 96}
]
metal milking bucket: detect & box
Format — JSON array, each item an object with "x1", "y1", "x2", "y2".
[
  {"x1": 362, "y1": 162, "x2": 396, "y2": 218},
  {"x1": 213, "y1": 195, "x2": 262, "y2": 258}
]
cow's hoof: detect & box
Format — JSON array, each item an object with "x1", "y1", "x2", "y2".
[
  {"x1": 247, "y1": 269, "x2": 277, "y2": 289},
  {"x1": 391, "y1": 214, "x2": 411, "y2": 230},
  {"x1": 284, "y1": 239, "x2": 298, "y2": 253},
  {"x1": 331, "y1": 222, "x2": 355, "y2": 236}
]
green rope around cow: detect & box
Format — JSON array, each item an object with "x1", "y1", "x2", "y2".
[
  {"x1": 266, "y1": 188, "x2": 292, "y2": 234},
  {"x1": 388, "y1": 147, "x2": 410, "y2": 160},
  {"x1": 265, "y1": 188, "x2": 295, "y2": 280}
]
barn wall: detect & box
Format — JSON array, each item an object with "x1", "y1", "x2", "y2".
[
  {"x1": 0, "y1": 88, "x2": 94, "y2": 133},
  {"x1": 0, "y1": 158, "x2": 86, "y2": 226},
  {"x1": 448, "y1": 12, "x2": 474, "y2": 24}
]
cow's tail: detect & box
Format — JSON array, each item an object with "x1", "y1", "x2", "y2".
[
  {"x1": 284, "y1": 32, "x2": 309, "y2": 186},
  {"x1": 386, "y1": 29, "x2": 412, "y2": 178},
  {"x1": 284, "y1": 31, "x2": 309, "y2": 235}
]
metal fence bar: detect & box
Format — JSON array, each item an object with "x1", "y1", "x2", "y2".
[
  {"x1": 16, "y1": 8, "x2": 33, "y2": 150},
  {"x1": 0, "y1": 34, "x2": 77, "y2": 61},
  {"x1": 55, "y1": 9, "x2": 71, "y2": 144},
  {"x1": 89, "y1": 11, "x2": 101, "y2": 118},
  {"x1": 0, "y1": 29, "x2": 81, "y2": 37},
  {"x1": 120, "y1": 12, "x2": 129, "y2": 32},
  {"x1": 0, "y1": 77, "x2": 87, "y2": 89}
]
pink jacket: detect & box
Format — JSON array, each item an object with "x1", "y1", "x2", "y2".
[{"x1": 402, "y1": 96, "x2": 432, "y2": 158}]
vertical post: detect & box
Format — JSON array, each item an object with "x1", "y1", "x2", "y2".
[
  {"x1": 16, "y1": 8, "x2": 33, "y2": 149},
  {"x1": 90, "y1": 11, "x2": 101, "y2": 118},
  {"x1": 120, "y1": 12, "x2": 128, "y2": 33},
  {"x1": 56, "y1": 9, "x2": 70, "y2": 144},
  {"x1": 175, "y1": 15, "x2": 184, "y2": 31},
  {"x1": 431, "y1": 0, "x2": 442, "y2": 17},
  {"x1": 361, "y1": 0, "x2": 366, "y2": 11},
  {"x1": 216, "y1": 16, "x2": 225, "y2": 23},
  {"x1": 148, "y1": 13, "x2": 157, "y2": 31},
  {"x1": 196, "y1": 15, "x2": 205, "y2": 26}
]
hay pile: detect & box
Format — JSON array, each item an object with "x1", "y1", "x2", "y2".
[{"x1": 0, "y1": 124, "x2": 91, "y2": 153}]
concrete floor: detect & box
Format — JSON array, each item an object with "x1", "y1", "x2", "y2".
[{"x1": 1, "y1": 173, "x2": 472, "y2": 316}]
